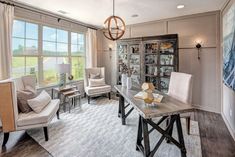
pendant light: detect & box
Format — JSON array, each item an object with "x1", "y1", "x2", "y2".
[{"x1": 103, "y1": 0, "x2": 126, "y2": 41}]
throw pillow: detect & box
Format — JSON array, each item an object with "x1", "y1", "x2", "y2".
[
  {"x1": 27, "y1": 90, "x2": 51, "y2": 113},
  {"x1": 22, "y1": 75, "x2": 37, "y2": 94},
  {"x1": 17, "y1": 90, "x2": 37, "y2": 113},
  {"x1": 89, "y1": 78, "x2": 106, "y2": 87},
  {"x1": 90, "y1": 73, "x2": 100, "y2": 79}
]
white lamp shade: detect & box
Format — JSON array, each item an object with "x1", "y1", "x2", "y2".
[{"x1": 56, "y1": 64, "x2": 71, "y2": 74}]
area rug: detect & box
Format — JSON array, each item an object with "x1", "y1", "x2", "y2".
[{"x1": 27, "y1": 98, "x2": 202, "y2": 157}]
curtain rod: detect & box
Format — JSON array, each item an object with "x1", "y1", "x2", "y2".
[{"x1": 0, "y1": 0, "x2": 99, "y2": 30}]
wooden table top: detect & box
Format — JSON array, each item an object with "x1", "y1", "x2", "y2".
[{"x1": 114, "y1": 85, "x2": 195, "y2": 119}]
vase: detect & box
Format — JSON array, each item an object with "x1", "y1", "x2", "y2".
[
  {"x1": 121, "y1": 74, "x2": 127, "y2": 87},
  {"x1": 127, "y1": 77, "x2": 132, "y2": 89}
]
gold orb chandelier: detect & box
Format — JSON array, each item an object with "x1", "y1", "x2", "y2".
[{"x1": 103, "y1": 0, "x2": 126, "y2": 41}]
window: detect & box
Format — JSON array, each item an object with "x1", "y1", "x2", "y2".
[
  {"x1": 12, "y1": 19, "x2": 86, "y2": 87},
  {"x1": 12, "y1": 20, "x2": 39, "y2": 78},
  {"x1": 42, "y1": 26, "x2": 69, "y2": 85},
  {"x1": 71, "y1": 32, "x2": 85, "y2": 80}
]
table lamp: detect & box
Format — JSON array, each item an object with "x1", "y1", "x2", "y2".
[{"x1": 56, "y1": 63, "x2": 71, "y2": 89}]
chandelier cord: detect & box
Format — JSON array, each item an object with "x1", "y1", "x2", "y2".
[{"x1": 113, "y1": 0, "x2": 115, "y2": 16}]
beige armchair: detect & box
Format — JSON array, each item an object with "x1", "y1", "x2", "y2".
[
  {"x1": 84, "y1": 67, "x2": 111, "y2": 104},
  {"x1": 168, "y1": 72, "x2": 193, "y2": 134},
  {"x1": 0, "y1": 76, "x2": 60, "y2": 147}
]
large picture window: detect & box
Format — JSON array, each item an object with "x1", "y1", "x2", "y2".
[
  {"x1": 12, "y1": 19, "x2": 86, "y2": 86},
  {"x1": 12, "y1": 20, "x2": 39, "y2": 78}
]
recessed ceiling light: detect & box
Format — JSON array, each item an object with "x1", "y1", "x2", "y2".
[
  {"x1": 131, "y1": 14, "x2": 139, "y2": 18},
  {"x1": 58, "y1": 10, "x2": 68, "y2": 14},
  {"x1": 177, "y1": 4, "x2": 185, "y2": 9}
]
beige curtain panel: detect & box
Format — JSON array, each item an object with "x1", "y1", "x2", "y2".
[
  {"x1": 86, "y1": 28, "x2": 98, "y2": 68},
  {"x1": 0, "y1": 3, "x2": 14, "y2": 80}
]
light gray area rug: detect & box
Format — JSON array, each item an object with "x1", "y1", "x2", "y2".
[{"x1": 27, "y1": 98, "x2": 202, "y2": 157}]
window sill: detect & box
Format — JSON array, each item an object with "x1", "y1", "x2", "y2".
[{"x1": 37, "y1": 80, "x2": 84, "y2": 91}]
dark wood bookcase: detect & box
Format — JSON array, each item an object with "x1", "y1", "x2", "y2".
[{"x1": 117, "y1": 34, "x2": 178, "y2": 93}]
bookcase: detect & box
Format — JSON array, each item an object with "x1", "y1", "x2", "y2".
[{"x1": 117, "y1": 34, "x2": 178, "y2": 93}]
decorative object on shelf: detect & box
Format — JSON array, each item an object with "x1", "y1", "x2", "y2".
[
  {"x1": 160, "y1": 42, "x2": 174, "y2": 53},
  {"x1": 168, "y1": 55, "x2": 174, "y2": 65},
  {"x1": 102, "y1": 0, "x2": 125, "y2": 41},
  {"x1": 56, "y1": 63, "x2": 71, "y2": 89},
  {"x1": 154, "y1": 67, "x2": 158, "y2": 76},
  {"x1": 195, "y1": 40, "x2": 202, "y2": 60}
]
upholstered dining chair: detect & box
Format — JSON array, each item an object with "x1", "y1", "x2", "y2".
[
  {"x1": 168, "y1": 72, "x2": 193, "y2": 134},
  {"x1": 0, "y1": 76, "x2": 60, "y2": 147},
  {"x1": 84, "y1": 67, "x2": 111, "y2": 104}
]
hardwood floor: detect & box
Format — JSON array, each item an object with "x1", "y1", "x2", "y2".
[
  {"x1": 0, "y1": 108, "x2": 234, "y2": 157},
  {"x1": 194, "y1": 110, "x2": 235, "y2": 157}
]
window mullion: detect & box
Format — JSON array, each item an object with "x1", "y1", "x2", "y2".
[
  {"x1": 68, "y1": 31, "x2": 72, "y2": 74},
  {"x1": 38, "y1": 24, "x2": 43, "y2": 85}
]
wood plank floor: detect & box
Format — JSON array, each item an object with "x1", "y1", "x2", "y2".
[{"x1": 0, "y1": 107, "x2": 234, "y2": 157}]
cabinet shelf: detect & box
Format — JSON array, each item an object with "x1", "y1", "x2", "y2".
[
  {"x1": 160, "y1": 65, "x2": 175, "y2": 67},
  {"x1": 145, "y1": 63, "x2": 158, "y2": 66},
  {"x1": 145, "y1": 53, "x2": 158, "y2": 55}
]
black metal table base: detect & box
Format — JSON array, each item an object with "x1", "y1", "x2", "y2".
[
  {"x1": 136, "y1": 115, "x2": 187, "y2": 157},
  {"x1": 117, "y1": 93, "x2": 187, "y2": 157},
  {"x1": 118, "y1": 94, "x2": 134, "y2": 125}
]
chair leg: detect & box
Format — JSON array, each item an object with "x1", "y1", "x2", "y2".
[
  {"x1": 108, "y1": 92, "x2": 111, "y2": 100},
  {"x1": 56, "y1": 108, "x2": 60, "y2": 119},
  {"x1": 88, "y1": 96, "x2": 90, "y2": 104},
  {"x1": 43, "y1": 127, "x2": 49, "y2": 141},
  {"x1": 2, "y1": 132, "x2": 9, "y2": 147},
  {"x1": 186, "y1": 117, "x2": 190, "y2": 135}
]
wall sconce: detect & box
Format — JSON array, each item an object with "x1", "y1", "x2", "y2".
[
  {"x1": 195, "y1": 40, "x2": 202, "y2": 60},
  {"x1": 108, "y1": 44, "x2": 113, "y2": 59}
]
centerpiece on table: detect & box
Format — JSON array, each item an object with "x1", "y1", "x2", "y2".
[
  {"x1": 134, "y1": 83, "x2": 164, "y2": 105},
  {"x1": 120, "y1": 62, "x2": 133, "y2": 89}
]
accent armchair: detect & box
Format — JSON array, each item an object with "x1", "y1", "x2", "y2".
[
  {"x1": 168, "y1": 72, "x2": 193, "y2": 135},
  {"x1": 84, "y1": 67, "x2": 111, "y2": 104},
  {"x1": 0, "y1": 76, "x2": 60, "y2": 147}
]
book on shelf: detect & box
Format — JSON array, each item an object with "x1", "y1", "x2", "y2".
[{"x1": 134, "y1": 91, "x2": 164, "y2": 103}]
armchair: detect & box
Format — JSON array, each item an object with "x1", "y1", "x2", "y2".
[
  {"x1": 0, "y1": 76, "x2": 60, "y2": 147},
  {"x1": 84, "y1": 67, "x2": 111, "y2": 104}
]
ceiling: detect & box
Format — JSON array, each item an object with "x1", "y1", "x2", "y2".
[{"x1": 14, "y1": 0, "x2": 227, "y2": 27}]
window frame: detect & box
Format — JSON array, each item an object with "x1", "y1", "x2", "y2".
[{"x1": 12, "y1": 18, "x2": 86, "y2": 87}]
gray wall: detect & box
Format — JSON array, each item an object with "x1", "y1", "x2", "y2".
[
  {"x1": 221, "y1": 0, "x2": 235, "y2": 140},
  {"x1": 97, "y1": 11, "x2": 222, "y2": 114}
]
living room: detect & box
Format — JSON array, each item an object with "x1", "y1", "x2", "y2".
[{"x1": 0, "y1": 0, "x2": 234, "y2": 157}]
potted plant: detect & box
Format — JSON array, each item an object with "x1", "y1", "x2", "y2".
[
  {"x1": 127, "y1": 67, "x2": 134, "y2": 89},
  {"x1": 120, "y1": 62, "x2": 128, "y2": 86}
]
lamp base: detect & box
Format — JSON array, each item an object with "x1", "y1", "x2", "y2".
[{"x1": 59, "y1": 73, "x2": 66, "y2": 89}]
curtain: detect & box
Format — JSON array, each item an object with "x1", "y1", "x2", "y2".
[
  {"x1": 0, "y1": 3, "x2": 14, "y2": 80},
  {"x1": 86, "y1": 28, "x2": 98, "y2": 68}
]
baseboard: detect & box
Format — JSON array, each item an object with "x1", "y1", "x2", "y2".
[
  {"x1": 193, "y1": 104, "x2": 220, "y2": 114},
  {"x1": 221, "y1": 112, "x2": 235, "y2": 141}
]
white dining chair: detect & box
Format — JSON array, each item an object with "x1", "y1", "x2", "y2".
[{"x1": 168, "y1": 72, "x2": 193, "y2": 134}]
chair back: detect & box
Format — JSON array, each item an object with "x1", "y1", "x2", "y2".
[
  {"x1": 84, "y1": 67, "x2": 105, "y2": 87},
  {"x1": 0, "y1": 80, "x2": 18, "y2": 132},
  {"x1": 168, "y1": 72, "x2": 193, "y2": 104}
]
